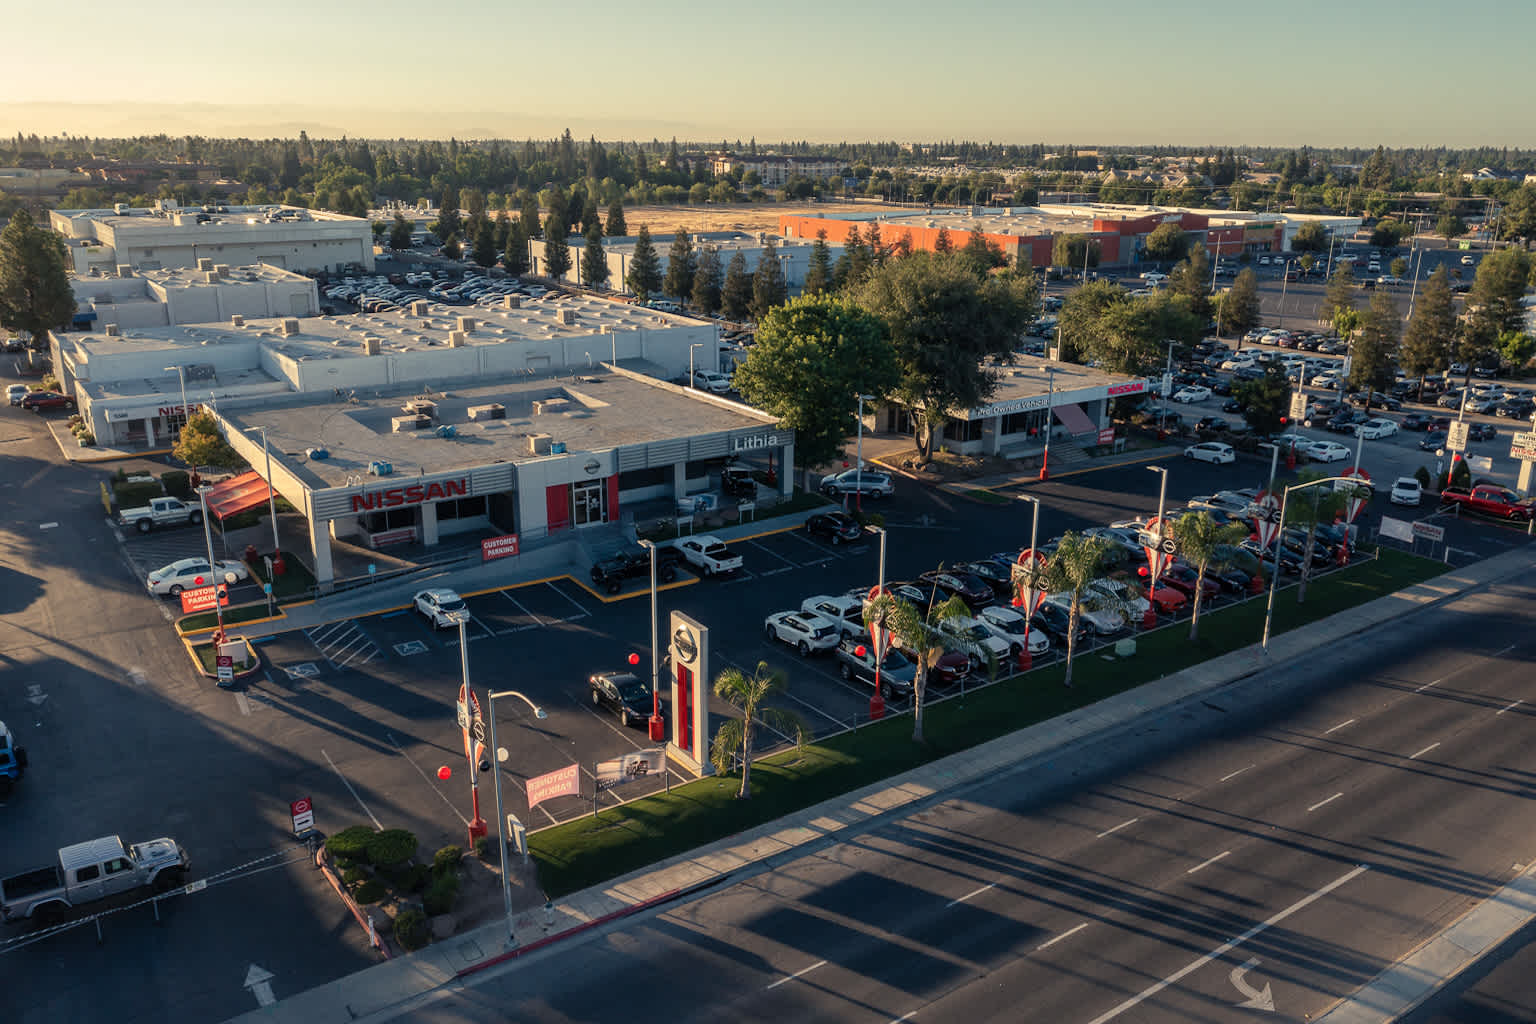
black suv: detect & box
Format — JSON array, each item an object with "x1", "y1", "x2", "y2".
[
  {"x1": 590, "y1": 545, "x2": 683, "y2": 594},
  {"x1": 720, "y1": 466, "x2": 758, "y2": 498}
]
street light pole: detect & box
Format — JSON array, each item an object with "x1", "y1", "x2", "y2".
[
  {"x1": 485, "y1": 688, "x2": 546, "y2": 949},
  {"x1": 1147, "y1": 466, "x2": 1168, "y2": 617},
  {"x1": 164, "y1": 365, "x2": 189, "y2": 441},
  {"x1": 1018, "y1": 495, "x2": 1039, "y2": 663},
  {"x1": 638, "y1": 540, "x2": 664, "y2": 740},
  {"x1": 688, "y1": 344, "x2": 703, "y2": 388},
  {"x1": 196, "y1": 485, "x2": 228, "y2": 643},
  {"x1": 855, "y1": 393, "x2": 874, "y2": 514},
  {"x1": 1039, "y1": 366, "x2": 1057, "y2": 481},
  {"x1": 1261, "y1": 485, "x2": 1294, "y2": 650},
  {"x1": 455, "y1": 613, "x2": 488, "y2": 846},
  {"x1": 244, "y1": 426, "x2": 283, "y2": 569}
]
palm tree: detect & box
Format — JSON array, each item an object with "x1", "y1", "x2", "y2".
[
  {"x1": 1038, "y1": 532, "x2": 1112, "y2": 688},
  {"x1": 1170, "y1": 512, "x2": 1251, "y2": 641},
  {"x1": 1286, "y1": 469, "x2": 1351, "y2": 603},
  {"x1": 708, "y1": 661, "x2": 807, "y2": 799},
  {"x1": 864, "y1": 588, "x2": 982, "y2": 744}
]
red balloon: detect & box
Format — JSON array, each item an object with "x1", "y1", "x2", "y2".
[
  {"x1": 855, "y1": 645, "x2": 866, "y2": 657},
  {"x1": 195, "y1": 576, "x2": 205, "y2": 585},
  {"x1": 436, "y1": 765, "x2": 451, "y2": 781},
  {"x1": 628, "y1": 652, "x2": 640, "y2": 666},
  {"x1": 842, "y1": 461, "x2": 850, "y2": 468}
]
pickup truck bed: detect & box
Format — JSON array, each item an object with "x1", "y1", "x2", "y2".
[
  {"x1": 1439, "y1": 485, "x2": 1536, "y2": 521},
  {"x1": 0, "y1": 866, "x2": 63, "y2": 902}
]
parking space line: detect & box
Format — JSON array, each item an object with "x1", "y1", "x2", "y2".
[
  {"x1": 760, "y1": 566, "x2": 795, "y2": 577},
  {"x1": 1036, "y1": 922, "x2": 1089, "y2": 951},
  {"x1": 324, "y1": 747, "x2": 382, "y2": 830},
  {"x1": 544, "y1": 581, "x2": 590, "y2": 618},
  {"x1": 745, "y1": 539, "x2": 798, "y2": 568},
  {"x1": 780, "y1": 530, "x2": 834, "y2": 556},
  {"x1": 387, "y1": 732, "x2": 469, "y2": 827},
  {"x1": 502, "y1": 591, "x2": 550, "y2": 626}
]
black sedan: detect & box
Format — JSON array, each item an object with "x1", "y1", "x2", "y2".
[
  {"x1": 958, "y1": 559, "x2": 1014, "y2": 597},
  {"x1": 919, "y1": 570, "x2": 994, "y2": 610},
  {"x1": 1029, "y1": 601, "x2": 1089, "y2": 646},
  {"x1": 1496, "y1": 399, "x2": 1536, "y2": 418},
  {"x1": 1468, "y1": 422, "x2": 1498, "y2": 442},
  {"x1": 1399, "y1": 413, "x2": 1434, "y2": 431},
  {"x1": 804, "y1": 511, "x2": 862, "y2": 544},
  {"x1": 1326, "y1": 411, "x2": 1368, "y2": 433},
  {"x1": 589, "y1": 671, "x2": 654, "y2": 728},
  {"x1": 1418, "y1": 431, "x2": 1448, "y2": 452},
  {"x1": 1195, "y1": 416, "x2": 1230, "y2": 432},
  {"x1": 1222, "y1": 398, "x2": 1245, "y2": 414}
]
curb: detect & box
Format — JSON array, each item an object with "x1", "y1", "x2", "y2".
[{"x1": 315, "y1": 847, "x2": 392, "y2": 961}]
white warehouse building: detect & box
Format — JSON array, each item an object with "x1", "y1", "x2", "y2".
[{"x1": 69, "y1": 260, "x2": 320, "y2": 332}]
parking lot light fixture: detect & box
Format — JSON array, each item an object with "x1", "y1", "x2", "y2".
[
  {"x1": 855, "y1": 393, "x2": 875, "y2": 513},
  {"x1": 638, "y1": 540, "x2": 664, "y2": 741},
  {"x1": 688, "y1": 344, "x2": 704, "y2": 388},
  {"x1": 1147, "y1": 466, "x2": 1169, "y2": 621},
  {"x1": 194, "y1": 485, "x2": 228, "y2": 644},
  {"x1": 1039, "y1": 366, "x2": 1058, "y2": 481},
  {"x1": 243, "y1": 426, "x2": 283, "y2": 574},
  {"x1": 486, "y1": 688, "x2": 546, "y2": 949},
  {"x1": 1017, "y1": 495, "x2": 1040, "y2": 665},
  {"x1": 451, "y1": 611, "x2": 489, "y2": 846},
  {"x1": 164, "y1": 365, "x2": 190, "y2": 441}
]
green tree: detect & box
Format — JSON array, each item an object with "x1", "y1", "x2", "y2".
[
  {"x1": 172, "y1": 410, "x2": 242, "y2": 477},
  {"x1": 1169, "y1": 513, "x2": 1250, "y2": 642},
  {"x1": 471, "y1": 218, "x2": 497, "y2": 269},
  {"x1": 1235, "y1": 363, "x2": 1291, "y2": 437},
  {"x1": 1169, "y1": 243, "x2": 1212, "y2": 319},
  {"x1": 707, "y1": 661, "x2": 806, "y2": 799},
  {"x1": 721, "y1": 250, "x2": 752, "y2": 320},
  {"x1": 1437, "y1": 211, "x2": 1466, "y2": 244},
  {"x1": 625, "y1": 225, "x2": 663, "y2": 300},
  {"x1": 503, "y1": 220, "x2": 529, "y2": 275},
  {"x1": 441, "y1": 232, "x2": 462, "y2": 262},
  {"x1": 1143, "y1": 222, "x2": 1189, "y2": 263},
  {"x1": 1389, "y1": 256, "x2": 1408, "y2": 279},
  {"x1": 834, "y1": 225, "x2": 873, "y2": 290},
  {"x1": 862, "y1": 590, "x2": 981, "y2": 744},
  {"x1": 388, "y1": 213, "x2": 414, "y2": 251},
  {"x1": 436, "y1": 186, "x2": 460, "y2": 246},
  {"x1": 803, "y1": 229, "x2": 833, "y2": 295},
  {"x1": 493, "y1": 210, "x2": 511, "y2": 253},
  {"x1": 1498, "y1": 185, "x2": 1536, "y2": 247},
  {"x1": 664, "y1": 228, "x2": 697, "y2": 303},
  {"x1": 1462, "y1": 248, "x2": 1533, "y2": 373},
  {"x1": 1285, "y1": 469, "x2": 1352, "y2": 603},
  {"x1": 731, "y1": 295, "x2": 899, "y2": 468},
  {"x1": 1369, "y1": 218, "x2": 1410, "y2": 249},
  {"x1": 581, "y1": 221, "x2": 610, "y2": 288},
  {"x1": 1399, "y1": 267, "x2": 1456, "y2": 399},
  {"x1": 1037, "y1": 533, "x2": 1112, "y2": 688},
  {"x1": 751, "y1": 241, "x2": 788, "y2": 318},
  {"x1": 932, "y1": 226, "x2": 953, "y2": 253},
  {"x1": 692, "y1": 246, "x2": 724, "y2": 315},
  {"x1": 579, "y1": 198, "x2": 601, "y2": 237},
  {"x1": 542, "y1": 213, "x2": 571, "y2": 281},
  {"x1": 1052, "y1": 233, "x2": 1099, "y2": 272},
  {"x1": 1218, "y1": 266, "x2": 1262, "y2": 337},
  {"x1": 0, "y1": 209, "x2": 75, "y2": 347},
  {"x1": 853, "y1": 252, "x2": 1038, "y2": 460},
  {"x1": 1077, "y1": 289, "x2": 1202, "y2": 378},
  {"x1": 1319, "y1": 263, "x2": 1357, "y2": 324},
  {"x1": 958, "y1": 229, "x2": 1006, "y2": 277},
  {"x1": 604, "y1": 200, "x2": 626, "y2": 237},
  {"x1": 520, "y1": 195, "x2": 542, "y2": 240},
  {"x1": 1349, "y1": 289, "x2": 1401, "y2": 413},
  {"x1": 1291, "y1": 221, "x2": 1328, "y2": 252}
]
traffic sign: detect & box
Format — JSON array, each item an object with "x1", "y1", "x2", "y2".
[
  {"x1": 1445, "y1": 420, "x2": 1470, "y2": 453},
  {"x1": 1340, "y1": 467, "x2": 1373, "y2": 523},
  {"x1": 1288, "y1": 391, "x2": 1307, "y2": 422},
  {"x1": 472, "y1": 719, "x2": 486, "y2": 744},
  {"x1": 1510, "y1": 432, "x2": 1536, "y2": 462},
  {"x1": 216, "y1": 655, "x2": 234, "y2": 682},
  {"x1": 455, "y1": 700, "x2": 469, "y2": 730},
  {"x1": 289, "y1": 796, "x2": 315, "y2": 835}
]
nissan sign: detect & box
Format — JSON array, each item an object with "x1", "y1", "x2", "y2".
[{"x1": 351, "y1": 478, "x2": 469, "y2": 512}]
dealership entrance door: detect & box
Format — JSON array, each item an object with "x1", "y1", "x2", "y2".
[{"x1": 572, "y1": 478, "x2": 607, "y2": 527}]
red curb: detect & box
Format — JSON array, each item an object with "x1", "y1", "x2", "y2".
[
  {"x1": 455, "y1": 887, "x2": 682, "y2": 978},
  {"x1": 316, "y1": 847, "x2": 392, "y2": 960}
]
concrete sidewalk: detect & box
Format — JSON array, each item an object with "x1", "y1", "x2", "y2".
[{"x1": 227, "y1": 544, "x2": 1536, "y2": 1024}]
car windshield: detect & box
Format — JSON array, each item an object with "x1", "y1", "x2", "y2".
[
  {"x1": 812, "y1": 625, "x2": 835, "y2": 639},
  {"x1": 438, "y1": 598, "x2": 466, "y2": 613},
  {"x1": 616, "y1": 678, "x2": 650, "y2": 703}
]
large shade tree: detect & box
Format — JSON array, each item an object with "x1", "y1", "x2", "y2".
[{"x1": 0, "y1": 210, "x2": 75, "y2": 347}]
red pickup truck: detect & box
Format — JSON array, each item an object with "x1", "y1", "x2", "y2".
[{"x1": 1439, "y1": 485, "x2": 1536, "y2": 521}]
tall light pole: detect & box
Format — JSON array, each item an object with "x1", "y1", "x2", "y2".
[
  {"x1": 195, "y1": 485, "x2": 232, "y2": 643},
  {"x1": 1157, "y1": 341, "x2": 1176, "y2": 437},
  {"x1": 688, "y1": 343, "x2": 703, "y2": 388},
  {"x1": 1262, "y1": 475, "x2": 1349, "y2": 649},
  {"x1": 452, "y1": 611, "x2": 489, "y2": 846},
  {"x1": 1039, "y1": 365, "x2": 1058, "y2": 481},
  {"x1": 1017, "y1": 495, "x2": 1040, "y2": 665},
  {"x1": 1147, "y1": 466, "x2": 1168, "y2": 622},
  {"x1": 855, "y1": 393, "x2": 874, "y2": 513},
  {"x1": 164, "y1": 365, "x2": 189, "y2": 441},
  {"x1": 638, "y1": 540, "x2": 664, "y2": 741},
  {"x1": 486, "y1": 688, "x2": 546, "y2": 949},
  {"x1": 244, "y1": 426, "x2": 283, "y2": 572}
]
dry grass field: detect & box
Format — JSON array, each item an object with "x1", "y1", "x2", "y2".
[{"x1": 619, "y1": 202, "x2": 905, "y2": 237}]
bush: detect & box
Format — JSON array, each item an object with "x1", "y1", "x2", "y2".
[
  {"x1": 341, "y1": 866, "x2": 369, "y2": 887},
  {"x1": 397, "y1": 863, "x2": 431, "y2": 893},
  {"x1": 394, "y1": 909, "x2": 430, "y2": 951},
  {"x1": 423, "y1": 872, "x2": 460, "y2": 916},
  {"x1": 161, "y1": 470, "x2": 192, "y2": 499},
  {"x1": 353, "y1": 879, "x2": 387, "y2": 904},
  {"x1": 325, "y1": 825, "x2": 376, "y2": 863},
  {"x1": 80, "y1": 434, "x2": 95, "y2": 446},
  {"x1": 1414, "y1": 465, "x2": 1432, "y2": 491},
  {"x1": 473, "y1": 835, "x2": 493, "y2": 861},
  {"x1": 113, "y1": 480, "x2": 165, "y2": 509},
  {"x1": 365, "y1": 828, "x2": 417, "y2": 868},
  {"x1": 433, "y1": 845, "x2": 463, "y2": 874}
]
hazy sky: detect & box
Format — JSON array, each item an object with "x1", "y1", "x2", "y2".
[{"x1": 4, "y1": 0, "x2": 1532, "y2": 147}]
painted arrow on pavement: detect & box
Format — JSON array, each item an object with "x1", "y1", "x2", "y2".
[
  {"x1": 244, "y1": 963, "x2": 276, "y2": 1007},
  {"x1": 1229, "y1": 956, "x2": 1275, "y2": 1011}
]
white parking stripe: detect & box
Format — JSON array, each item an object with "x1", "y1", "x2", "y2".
[
  {"x1": 545, "y1": 581, "x2": 590, "y2": 617},
  {"x1": 501, "y1": 591, "x2": 549, "y2": 626},
  {"x1": 746, "y1": 538, "x2": 799, "y2": 567}
]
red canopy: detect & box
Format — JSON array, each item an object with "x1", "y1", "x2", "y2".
[{"x1": 204, "y1": 470, "x2": 275, "y2": 521}]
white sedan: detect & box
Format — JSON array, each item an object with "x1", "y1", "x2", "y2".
[
  {"x1": 1171, "y1": 385, "x2": 1213, "y2": 403},
  {"x1": 764, "y1": 610, "x2": 840, "y2": 656},
  {"x1": 1184, "y1": 441, "x2": 1236, "y2": 465},
  {"x1": 147, "y1": 557, "x2": 250, "y2": 597},
  {"x1": 977, "y1": 606, "x2": 1051, "y2": 656},
  {"x1": 1356, "y1": 418, "x2": 1398, "y2": 440},
  {"x1": 1390, "y1": 477, "x2": 1422, "y2": 506},
  {"x1": 414, "y1": 588, "x2": 468, "y2": 628},
  {"x1": 1308, "y1": 440, "x2": 1351, "y2": 463},
  {"x1": 1045, "y1": 592, "x2": 1125, "y2": 636}
]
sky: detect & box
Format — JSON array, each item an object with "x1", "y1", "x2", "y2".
[{"x1": 4, "y1": 0, "x2": 1533, "y2": 148}]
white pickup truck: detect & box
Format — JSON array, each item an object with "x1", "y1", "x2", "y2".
[
  {"x1": 1, "y1": 834, "x2": 190, "y2": 924},
  {"x1": 674, "y1": 535, "x2": 743, "y2": 578},
  {"x1": 119, "y1": 496, "x2": 203, "y2": 534}
]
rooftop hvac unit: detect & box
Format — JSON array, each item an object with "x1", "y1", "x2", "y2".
[
  {"x1": 401, "y1": 399, "x2": 437, "y2": 417},
  {"x1": 527, "y1": 433, "x2": 552, "y2": 455},
  {"x1": 409, "y1": 301, "x2": 429, "y2": 316},
  {"x1": 113, "y1": 203, "x2": 128, "y2": 215},
  {"x1": 549, "y1": 440, "x2": 567, "y2": 454},
  {"x1": 230, "y1": 314, "x2": 244, "y2": 327},
  {"x1": 392, "y1": 414, "x2": 431, "y2": 432},
  {"x1": 197, "y1": 257, "x2": 214, "y2": 271},
  {"x1": 213, "y1": 264, "x2": 230, "y2": 278},
  {"x1": 104, "y1": 324, "x2": 120, "y2": 336},
  {"x1": 281, "y1": 318, "x2": 300, "y2": 336},
  {"x1": 434, "y1": 424, "x2": 457, "y2": 439},
  {"x1": 558, "y1": 309, "x2": 576, "y2": 325},
  {"x1": 468, "y1": 403, "x2": 505, "y2": 421},
  {"x1": 502, "y1": 295, "x2": 520, "y2": 309},
  {"x1": 532, "y1": 398, "x2": 570, "y2": 415},
  {"x1": 363, "y1": 338, "x2": 381, "y2": 356},
  {"x1": 368, "y1": 460, "x2": 393, "y2": 476},
  {"x1": 116, "y1": 264, "x2": 133, "y2": 278},
  {"x1": 448, "y1": 331, "x2": 466, "y2": 348},
  {"x1": 456, "y1": 316, "x2": 476, "y2": 332}
]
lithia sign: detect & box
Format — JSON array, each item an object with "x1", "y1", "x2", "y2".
[{"x1": 732, "y1": 433, "x2": 786, "y2": 453}]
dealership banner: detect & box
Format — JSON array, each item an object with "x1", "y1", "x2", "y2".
[
  {"x1": 481, "y1": 534, "x2": 520, "y2": 561},
  {"x1": 527, "y1": 763, "x2": 581, "y2": 809},
  {"x1": 595, "y1": 749, "x2": 665, "y2": 789}
]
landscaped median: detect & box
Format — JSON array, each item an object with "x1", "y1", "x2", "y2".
[{"x1": 528, "y1": 548, "x2": 1447, "y2": 899}]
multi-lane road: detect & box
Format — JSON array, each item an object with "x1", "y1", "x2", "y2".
[{"x1": 382, "y1": 572, "x2": 1535, "y2": 1023}]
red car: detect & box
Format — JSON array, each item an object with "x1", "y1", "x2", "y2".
[
  {"x1": 20, "y1": 390, "x2": 75, "y2": 412},
  {"x1": 1158, "y1": 563, "x2": 1222, "y2": 602}
]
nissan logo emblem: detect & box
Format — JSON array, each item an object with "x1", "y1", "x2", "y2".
[
  {"x1": 583, "y1": 459, "x2": 601, "y2": 475},
  {"x1": 673, "y1": 625, "x2": 698, "y2": 664}
]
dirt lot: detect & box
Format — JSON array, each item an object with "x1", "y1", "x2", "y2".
[{"x1": 619, "y1": 201, "x2": 904, "y2": 237}]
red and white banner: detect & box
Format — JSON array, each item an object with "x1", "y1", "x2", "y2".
[
  {"x1": 1340, "y1": 467, "x2": 1372, "y2": 523},
  {"x1": 1012, "y1": 549, "x2": 1049, "y2": 612},
  {"x1": 180, "y1": 583, "x2": 229, "y2": 614},
  {"x1": 458, "y1": 683, "x2": 485, "y2": 768},
  {"x1": 1252, "y1": 491, "x2": 1282, "y2": 549},
  {"x1": 527, "y1": 763, "x2": 581, "y2": 810},
  {"x1": 1139, "y1": 517, "x2": 1175, "y2": 584},
  {"x1": 481, "y1": 534, "x2": 520, "y2": 561},
  {"x1": 866, "y1": 585, "x2": 891, "y2": 657}
]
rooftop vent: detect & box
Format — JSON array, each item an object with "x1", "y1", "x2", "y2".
[
  {"x1": 116, "y1": 264, "x2": 133, "y2": 278},
  {"x1": 230, "y1": 315, "x2": 244, "y2": 327},
  {"x1": 196, "y1": 257, "x2": 214, "y2": 271},
  {"x1": 104, "y1": 324, "x2": 120, "y2": 337},
  {"x1": 527, "y1": 432, "x2": 552, "y2": 455},
  {"x1": 281, "y1": 318, "x2": 300, "y2": 336},
  {"x1": 532, "y1": 397, "x2": 571, "y2": 415}
]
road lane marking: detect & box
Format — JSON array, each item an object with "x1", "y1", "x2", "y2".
[
  {"x1": 39, "y1": 522, "x2": 58, "y2": 529},
  {"x1": 947, "y1": 882, "x2": 996, "y2": 907},
  {"x1": 1084, "y1": 865, "x2": 1369, "y2": 1024},
  {"x1": 1036, "y1": 922, "x2": 1089, "y2": 950},
  {"x1": 760, "y1": 566, "x2": 795, "y2": 576},
  {"x1": 1220, "y1": 765, "x2": 1254, "y2": 783},
  {"x1": 388, "y1": 733, "x2": 470, "y2": 827},
  {"x1": 1308, "y1": 792, "x2": 1343, "y2": 813},
  {"x1": 1497, "y1": 699, "x2": 1523, "y2": 716},
  {"x1": 1097, "y1": 818, "x2": 1139, "y2": 838},
  {"x1": 1324, "y1": 718, "x2": 1356, "y2": 734},
  {"x1": 1187, "y1": 850, "x2": 1231, "y2": 875},
  {"x1": 765, "y1": 959, "x2": 826, "y2": 990},
  {"x1": 1410, "y1": 742, "x2": 1440, "y2": 760},
  {"x1": 1414, "y1": 643, "x2": 1517, "y2": 692},
  {"x1": 324, "y1": 747, "x2": 383, "y2": 830}
]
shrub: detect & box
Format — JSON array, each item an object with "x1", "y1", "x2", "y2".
[
  {"x1": 325, "y1": 825, "x2": 376, "y2": 863},
  {"x1": 394, "y1": 909, "x2": 430, "y2": 951},
  {"x1": 353, "y1": 879, "x2": 387, "y2": 904},
  {"x1": 365, "y1": 828, "x2": 417, "y2": 868},
  {"x1": 423, "y1": 873, "x2": 460, "y2": 916},
  {"x1": 161, "y1": 470, "x2": 191, "y2": 499},
  {"x1": 432, "y1": 845, "x2": 463, "y2": 875},
  {"x1": 80, "y1": 434, "x2": 95, "y2": 446},
  {"x1": 113, "y1": 480, "x2": 165, "y2": 509},
  {"x1": 397, "y1": 864, "x2": 431, "y2": 893},
  {"x1": 332, "y1": 856, "x2": 358, "y2": 873},
  {"x1": 341, "y1": 866, "x2": 369, "y2": 887},
  {"x1": 473, "y1": 835, "x2": 492, "y2": 861},
  {"x1": 1414, "y1": 465, "x2": 1432, "y2": 491}
]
